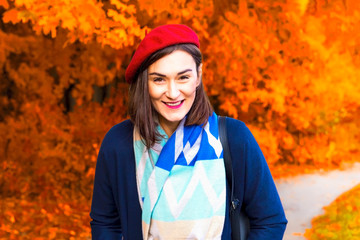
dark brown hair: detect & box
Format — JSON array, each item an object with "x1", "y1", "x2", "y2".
[{"x1": 128, "y1": 44, "x2": 213, "y2": 148}]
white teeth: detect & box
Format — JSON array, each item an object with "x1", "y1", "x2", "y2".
[{"x1": 166, "y1": 101, "x2": 182, "y2": 106}]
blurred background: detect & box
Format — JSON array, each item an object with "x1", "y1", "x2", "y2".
[{"x1": 0, "y1": 0, "x2": 359, "y2": 239}]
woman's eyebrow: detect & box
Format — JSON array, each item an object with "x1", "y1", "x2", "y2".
[
  {"x1": 149, "y1": 69, "x2": 192, "y2": 77},
  {"x1": 149, "y1": 72, "x2": 166, "y2": 77},
  {"x1": 177, "y1": 69, "x2": 192, "y2": 75}
]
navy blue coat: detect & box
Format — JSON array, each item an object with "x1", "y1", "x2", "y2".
[{"x1": 90, "y1": 118, "x2": 287, "y2": 239}]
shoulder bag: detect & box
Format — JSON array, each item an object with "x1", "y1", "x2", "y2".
[{"x1": 218, "y1": 116, "x2": 250, "y2": 240}]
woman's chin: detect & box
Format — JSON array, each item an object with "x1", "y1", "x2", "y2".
[{"x1": 158, "y1": 113, "x2": 185, "y2": 126}]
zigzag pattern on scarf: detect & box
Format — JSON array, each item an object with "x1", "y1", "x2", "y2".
[
  {"x1": 162, "y1": 161, "x2": 226, "y2": 219},
  {"x1": 134, "y1": 113, "x2": 226, "y2": 240}
]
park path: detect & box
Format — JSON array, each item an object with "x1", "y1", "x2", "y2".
[{"x1": 275, "y1": 162, "x2": 360, "y2": 240}]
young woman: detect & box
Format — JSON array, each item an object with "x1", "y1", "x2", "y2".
[{"x1": 90, "y1": 24, "x2": 287, "y2": 240}]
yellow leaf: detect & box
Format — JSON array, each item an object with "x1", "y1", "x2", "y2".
[
  {"x1": 10, "y1": 215, "x2": 15, "y2": 223},
  {"x1": 326, "y1": 142, "x2": 336, "y2": 159},
  {"x1": 61, "y1": 12, "x2": 76, "y2": 31},
  {"x1": 110, "y1": 0, "x2": 126, "y2": 10},
  {"x1": 296, "y1": 0, "x2": 310, "y2": 15}
]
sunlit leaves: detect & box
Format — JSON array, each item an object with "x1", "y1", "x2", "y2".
[
  {"x1": 295, "y1": 0, "x2": 310, "y2": 15},
  {"x1": 4, "y1": 0, "x2": 146, "y2": 48},
  {"x1": 0, "y1": 0, "x2": 9, "y2": 9},
  {"x1": 2, "y1": 9, "x2": 20, "y2": 24},
  {"x1": 137, "y1": 0, "x2": 187, "y2": 16},
  {"x1": 1, "y1": 0, "x2": 360, "y2": 238},
  {"x1": 203, "y1": 0, "x2": 360, "y2": 172}
]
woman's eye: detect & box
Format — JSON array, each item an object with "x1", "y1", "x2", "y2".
[
  {"x1": 179, "y1": 75, "x2": 189, "y2": 80},
  {"x1": 153, "y1": 77, "x2": 164, "y2": 82}
]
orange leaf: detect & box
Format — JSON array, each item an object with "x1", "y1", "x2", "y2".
[
  {"x1": 0, "y1": 0, "x2": 9, "y2": 9},
  {"x1": 2, "y1": 9, "x2": 20, "y2": 24}
]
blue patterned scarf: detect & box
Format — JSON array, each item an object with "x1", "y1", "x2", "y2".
[{"x1": 134, "y1": 113, "x2": 226, "y2": 239}]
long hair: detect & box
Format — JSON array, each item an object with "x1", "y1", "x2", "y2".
[{"x1": 128, "y1": 44, "x2": 213, "y2": 149}]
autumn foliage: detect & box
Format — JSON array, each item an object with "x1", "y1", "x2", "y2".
[
  {"x1": 1, "y1": 0, "x2": 359, "y2": 239},
  {"x1": 305, "y1": 183, "x2": 360, "y2": 239}
]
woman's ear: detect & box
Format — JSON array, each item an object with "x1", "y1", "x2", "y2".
[{"x1": 196, "y1": 63, "x2": 203, "y2": 87}]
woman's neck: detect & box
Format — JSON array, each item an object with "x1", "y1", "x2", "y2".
[{"x1": 159, "y1": 118, "x2": 180, "y2": 137}]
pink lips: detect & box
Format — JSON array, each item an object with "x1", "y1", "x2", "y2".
[{"x1": 163, "y1": 100, "x2": 184, "y2": 109}]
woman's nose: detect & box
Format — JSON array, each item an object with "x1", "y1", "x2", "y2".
[{"x1": 165, "y1": 80, "x2": 180, "y2": 99}]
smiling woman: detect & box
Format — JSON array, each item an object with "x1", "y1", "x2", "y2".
[
  {"x1": 90, "y1": 24, "x2": 287, "y2": 240},
  {"x1": 147, "y1": 50, "x2": 200, "y2": 136},
  {"x1": 128, "y1": 42, "x2": 212, "y2": 149}
]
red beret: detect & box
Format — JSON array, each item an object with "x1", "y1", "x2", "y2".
[{"x1": 125, "y1": 24, "x2": 200, "y2": 84}]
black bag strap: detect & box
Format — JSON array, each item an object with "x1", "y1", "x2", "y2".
[
  {"x1": 218, "y1": 116, "x2": 241, "y2": 240},
  {"x1": 218, "y1": 116, "x2": 234, "y2": 199}
]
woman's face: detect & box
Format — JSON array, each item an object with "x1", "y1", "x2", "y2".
[{"x1": 148, "y1": 50, "x2": 201, "y2": 136}]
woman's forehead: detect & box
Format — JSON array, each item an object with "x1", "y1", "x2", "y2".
[{"x1": 148, "y1": 50, "x2": 196, "y2": 74}]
